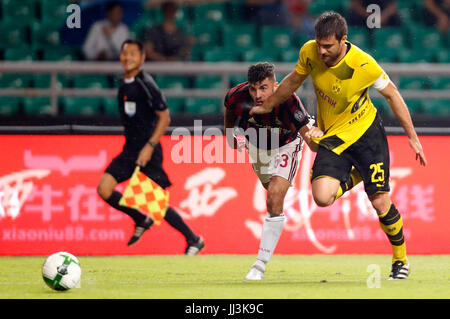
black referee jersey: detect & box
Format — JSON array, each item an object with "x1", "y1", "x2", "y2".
[{"x1": 117, "y1": 70, "x2": 168, "y2": 151}]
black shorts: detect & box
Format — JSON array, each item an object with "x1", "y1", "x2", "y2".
[
  {"x1": 311, "y1": 114, "x2": 390, "y2": 196},
  {"x1": 105, "y1": 144, "x2": 172, "y2": 189}
]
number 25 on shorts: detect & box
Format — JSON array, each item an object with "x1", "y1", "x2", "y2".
[{"x1": 370, "y1": 162, "x2": 385, "y2": 186}]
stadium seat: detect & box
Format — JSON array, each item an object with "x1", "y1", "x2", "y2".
[
  {"x1": 280, "y1": 49, "x2": 300, "y2": 63},
  {"x1": 370, "y1": 48, "x2": 398, "y2": 63},
  {"x1": 61, "y1": 97, "x2": 102, "y2": 116},
  {"x1": 102, "y1": 98, "x2": 119, "y2": 116},
  {"x1": 404, "y1": 99, "x2": 423, "y2": 114},
  {"x1": 408, "y1": 27, "x2": 444, "y2": 51},
  {"x1": 42, "y1": 47, "x2": 77, "y2": 61},
  {"x1": 430, "y1": 77, "x2": 450, "y2": 90},
  {"x1": 242, "y1": 49, "x2": 277, "y2": 63},
  {"x1": 40, "y1": 0, "x2": 70, "y2": 27},
  {"x1": 398, "y1": 76, "x2": 431, "y2": 90},
  {"x1": 73, "y1": 75, "x2": 110, "y2": 89},
  {"x1": 32, "y1": 73, "x2": 74, "y2": 89},
  {"x1": 23, "y1": 97, "x2": 54, "y2": 116},
  {"x1": 308, "y1": 0, "x2": 343, "y2": 15},
  {"x1": 223, "y1": 24, "x2": 256, "y2": 53},
  {"x1": 193, "y1": 3, "x2": 227, "y2": 26},
  {"x1": 0, "y1": 23, "x2": 28, "y2": 49},
  {"x1": 166, "y1": 97, "x2": 185, "y2": 113},
  {"x1": 185, "y1": 98, "x2": 222, "y2": 114},
  {"x1": 348, "y1": 27, "x2": 370, "y2": 50},
  {"x1": 0, "y1": 97, "x2": 21, "y2": 115},
  {"x1": 194, "y1": 76, "x2": 224, "y2": 89},
  {"x1": 2, "y1": 0, "x2": 36, "y2": 21},
  {"x1": 203, "y1": 48, "x2": 239, "y2": 62},
  {"x1": 0, "y1": 74, "x2": 32, "y2": 88},
  {"x1": 421, "y1": 99, "x2": 450, "y2": 116},
  {"x1": 229, "y1": 74, "x2": 247, "y2": 87},
  {"x1": 371, "y1": 98, "x2": 392, "y2": 116},
  {"x1": 397, "y1": 50, "x2": 432, "y2": 63},
  {"x1": 30, "y1": 21, "x2": 61, "y2": 49},
  {"x1": 3, "y1": 48, "x2": 37, "y2": 62},
  {"x1": 260, "y1": 26, "x2": 293, "y2": 51},
  {"x1": 190, "y1": 24, "x2": 222, "y2": 49},
  {"x1": 156, "y1": 76, "x2": 189, "y2": 90},
  {"x1": 373, "y1": 28, "x2": 406, "y2": 51}
]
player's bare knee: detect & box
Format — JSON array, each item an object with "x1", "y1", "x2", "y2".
[
  {"x1": 369, "y1": 193, "x2": 391, "y2": 215},
  {"x1": 312, "y1": 191, "x2": 335, "y2": 207}
]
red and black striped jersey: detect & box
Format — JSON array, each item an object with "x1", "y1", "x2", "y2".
[{"x1": 224, "y1": 82, "x2": 310, "y2": 149}]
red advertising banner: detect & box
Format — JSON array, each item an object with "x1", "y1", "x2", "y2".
[{"x1": 0, "y1": 135, "x2": 448, "y2": 255}]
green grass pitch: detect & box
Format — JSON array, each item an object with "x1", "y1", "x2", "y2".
[{"x1": 0, "y1": 255, "x2": 449, "y2": 299}]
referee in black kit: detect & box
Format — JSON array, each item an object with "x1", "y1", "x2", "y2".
[{"x1": 97, "y1": 39, "x2": 204, "y2": 255}]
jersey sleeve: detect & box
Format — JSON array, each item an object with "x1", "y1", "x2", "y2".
[
  {"x1": 282, "y1": 95, "x2": 310, "y2": 130},
  {"x1": 295, "y1": 42, "x2": 311, "y2": 76},
  {"x1": 141, "y1": 76, "x2": 168, "y2": 111},
  {"x1": 359, "y1": 55, "x2": 387, "y2": 90}
]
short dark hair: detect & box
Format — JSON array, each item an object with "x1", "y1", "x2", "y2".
[
  {"x1": 106, "y1": 1, "x2": 122, "y2": 13},
  {"x1": 314, "y1": 11, "x2": 347, "y2": 41},
  {"x1": 121, "y1": 39, "x2": 144, "y2": 53},
  {"x1": 247, "y1": 62, "x2": 275, "y2": 84}
]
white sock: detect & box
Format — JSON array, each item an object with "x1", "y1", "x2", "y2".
[{"x1": 256, "y1": 213, "x2": 285, "y2": 266}]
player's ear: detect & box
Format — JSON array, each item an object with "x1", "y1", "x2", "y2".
[{"x1": 341, "y1": 34, "x2": 347, "y2": 44}]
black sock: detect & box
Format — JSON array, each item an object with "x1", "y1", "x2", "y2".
[
  {"x1": 105, "y1": 191, "x2": 147, "y2": 224},
  {"x1": 164, "y1": 207, "x2": 198, "y2": 243}
]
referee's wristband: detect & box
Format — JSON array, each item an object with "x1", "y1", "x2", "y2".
[{"x1": 147, "y1": 141, "x2": 157, "y2": 148}]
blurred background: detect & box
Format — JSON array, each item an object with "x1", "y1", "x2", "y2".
[{"x1": 0, "y1": 0, "x2": 448, "y2": 133}]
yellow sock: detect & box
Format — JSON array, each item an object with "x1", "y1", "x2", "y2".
[
  {"x1": 379, "y1": 204, "x2": 408, "y2": 264},
  {"x1": 335, "y1": 168, "x2": 363, "y2": 200}
]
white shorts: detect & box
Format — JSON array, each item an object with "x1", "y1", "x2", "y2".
[{"x1": 248, "y1": 138, "x2": 303, "y2": 186}]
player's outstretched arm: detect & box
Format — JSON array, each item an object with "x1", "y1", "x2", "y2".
[
  {"x1": 250, "y1": 71, "x2": 308, "y2": 116},
  {"x1": 378, "y1": 81, "x2": 427, "y2": 166}
]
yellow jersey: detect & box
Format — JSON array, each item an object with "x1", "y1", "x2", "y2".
[{"x1": 295, "y1": 40, "x2": 389, "y2": 154}]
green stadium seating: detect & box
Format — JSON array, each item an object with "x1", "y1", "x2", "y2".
[
  {"x1": 422, "y1": 99, "x2": 450, "y2": 116},
  {"x1": 3, "y1": 48, "x2": 37, "y2": 61},
  {"x1": 30, "y1": 21, "x2": 61, "y2": 49},
  {"x1": 0, "y1": 97, "x2": 21, "y2": 115},
  {"x1": 42, "y1": 47, "x2": 77, "y2": 61},
  {"x1": 61, "y1": 97, "x2": 102, "y2": 115},
  {"x1": 155, "y1": 76, "x2": 189, "y2": 90},
  {"x1": 398, "y1": 76, "x2": 431, "y2": 90},
  {"x1": 370, "y1": 48, "x2": 398, "y2": 63},
  {"x1": 430, "y1": 77, "x2": 450, "y2": 90},
  {"x1": 0, "y1": 74, "x2": 32, "y2": 88},
  {"x1": 32, "y1": 74, "x2": 73, "y2": 89},
  {"x1": 397, "y1": 50, "x2": 432, "y2": 63},
  {"x1": 0, "y1": 23, "x2": 28, "y2": 48},
  {"x1": 102, "y1": 98, "x2": 119, "y2": 116},
  {"x1": 223, "y1": 24, "x2": 256, "y2": 52},
  {"x1": 2, "y1": 0, "x2": 36, "y2": 21},
  {"x1": 242, "y1": 48, "x2": 277, "y2": 62},
  {"x1": 229, "y1": 74, "x2": 247, "y2": 87},
  {"x1": 203, "y1": 48, "x2": 239, "y2": 62},
  {"x1": 73, "y1": 75, "x2": 110, "y2": 89},
  {"x1": 194, "y1": 76, "x2": 223, "y2": 89},
  {"x1": 371, "y1": 98, "x2": 392, "y2": 116},
  {"x1": 23, "y1": 97, "x2": 53, "y2": 115},
  {"x1": 185, "y1": 98, "x2": 221, "y2": 114},
  {"x1": 373, "y1": 28, "x2": 406, "y2": 51},
  {"x1": 308, "y1": 0, "x2": 343, "y2": 15},
  {"x1": 40, "y1": 0, "x2": 70, "y2": 27},
  {"x1": 190, "y1": 24, "x2": 222, "y2": 49},
  {"x1": 404, "y1": 99, "x2": 423, "y2": 114},
  {"x1": 409, "y1": 27, "x2": 444, "y2": 51},
  {"x1": 166, "y1": 97, "x2": 185, "y2": 113},
  {"x1": 260, "y1": 26, "x2": 292, "y2": 51},
  {"x1": 280, "y1": 49, "x2": 300, "y2": 63},
  {"x1": 193, "y1": 3, "x2": 227, "y2": 26},
  {"x1": 348, "y1": 27, "x2": 370, "y2": 50}
]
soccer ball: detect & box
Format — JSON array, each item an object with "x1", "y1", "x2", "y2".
[{"x1": 42, "y1": 252, "x2": 81, "y2": 291}]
